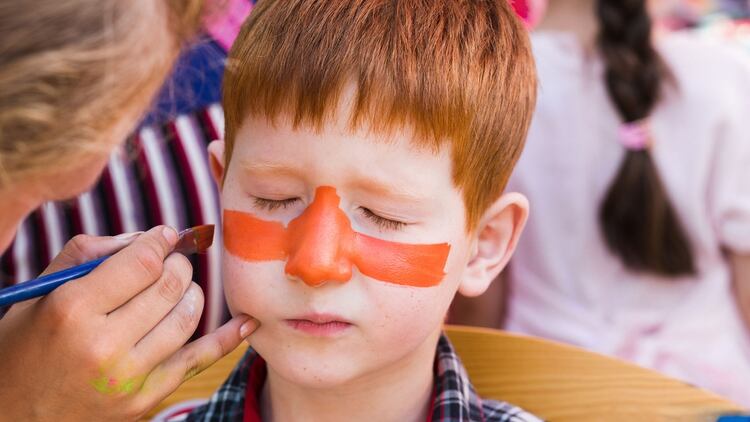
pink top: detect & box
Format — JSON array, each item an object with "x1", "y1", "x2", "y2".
[
  {"x1": 507, "y1": 31, "x2": 750, "y2": 406},
  {"x1": 204, "y1": 0, "x2": 252, "y2": 51}
]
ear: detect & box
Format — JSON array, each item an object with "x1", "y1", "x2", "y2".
[
  {"x1": 458, "y1": 192, "x2": 529, "y2": 297},
  {"x1": 207, "y1": 140, "x2": 226, "y2": 188}
]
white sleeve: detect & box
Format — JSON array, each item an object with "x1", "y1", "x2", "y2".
[{"x1": 709, "y1": 52, "x2": 750, "y2": 252}]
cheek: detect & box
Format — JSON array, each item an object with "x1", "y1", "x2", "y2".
[
  {"x1": 353, "y1": 235, "x2": 450, "y2": 287},
  {"x1": 361, "y1": 232, "x2": 470, "y2": 335},
  {"x1": 365, "y1": 266, "x2": 465, "y2": 342},
  {"x1": 222, "y1": 254, "x2": 286, "y2": 319},
  {"x1": 375, "y1": 235, "x2": 471, "y2": 330},
  {"x1": 357, "y1": 282, "x2": 456, "y2": 364}
]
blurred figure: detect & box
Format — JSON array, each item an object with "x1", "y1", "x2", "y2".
[
  {"x1": 512, "y1": 0, "x2": 548, "y2": 27},
  {"x1": 0, "y1": 2, "x2": 260, "y2": 420},
  {"x1": 0, "y1": 0, "x2": 254, "y2": 338},
  {"x1": 651, "y1": 0, "x2": 712, "y2": 28},
  {"x1": 717, "y1": 0, "x2": 750, "y2": 18},
  {"x1": 459, "y1": 0, "x2": 750, "y2": 406}
]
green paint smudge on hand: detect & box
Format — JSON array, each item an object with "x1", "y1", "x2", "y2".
[
  {"x1": 91, "y1": 375, "x2": 111, "y2": 394},
  {"x1": 90, "y1": 373, "x2": 145, "y2": 395}
]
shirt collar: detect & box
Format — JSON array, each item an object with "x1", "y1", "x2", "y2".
[{"x1": 187, "y1": 333, "x2": 542, "y2": 422}]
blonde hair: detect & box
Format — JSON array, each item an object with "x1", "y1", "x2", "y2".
[
  {"x1": 0, "y1": 0, "x2": 205, "y2": 186},
  {"x1": 223, "y1": 0, "x2": 537, "y2": 229}
]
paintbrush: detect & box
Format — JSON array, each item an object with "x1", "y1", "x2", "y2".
[{"x1": 0, "y1": 225, "x2": 215, "y2": 308}]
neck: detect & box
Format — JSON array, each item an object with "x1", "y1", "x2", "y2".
[
  {"x1": 260, "y1": 329, "x2": 440, "y2": 422},
  {"x1": 537, "y1": 0, "x2": 599, "y2": 49}
]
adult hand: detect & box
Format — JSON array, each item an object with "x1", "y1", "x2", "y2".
[{"x1": 0, "y1": 226, "x2": 258, "y2": 421}]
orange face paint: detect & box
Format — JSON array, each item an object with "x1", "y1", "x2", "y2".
[{"x1": 223, "y1": 186, "x2": 450, "y2": 287}]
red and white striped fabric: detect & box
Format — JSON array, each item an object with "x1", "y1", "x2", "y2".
[{"x1": 0, "y1": 103, "x2": 229, "y2": 337}]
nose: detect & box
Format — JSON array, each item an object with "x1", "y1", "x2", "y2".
[{"x1": 284, "y1": 187, "x2": 354, "y2": 286}]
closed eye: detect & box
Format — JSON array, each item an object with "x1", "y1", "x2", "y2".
[
  {"x1": 253, "y1": 197, "x2": 301, "y2": 211},
  {"x1": 360, "y1": 207, "x2": 407, "y2": 231}
]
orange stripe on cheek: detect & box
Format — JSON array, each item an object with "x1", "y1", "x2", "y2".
[
  {"x1": 223, "y1": 209, "x2": 287, "y2": 261},
  {"x1": 353, "y1": 234, "x2": 450, "y2": 287},
  {"x1": 222, "y1": 187, "x2": 451, "y2": 288}
]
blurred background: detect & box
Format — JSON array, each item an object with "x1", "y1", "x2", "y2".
[
  {"x1": 655, "y1": 0, "x2": 750, "y2": 46},
  {"x1": 2, "y1": 0, "x2": 750, "y2": 409}
]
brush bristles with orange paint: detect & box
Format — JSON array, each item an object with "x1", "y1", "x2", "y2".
[{"x1": 0, "y1": 225, "x2": 216, "y2": 308}]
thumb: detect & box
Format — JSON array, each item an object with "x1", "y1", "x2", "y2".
[{"x1": 42, "y1": 232, "x2": 143, "y2": 275}]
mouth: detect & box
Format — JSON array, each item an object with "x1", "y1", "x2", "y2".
[{"x1": 285, "y1": 313, "x2": 353, "y2": 336}]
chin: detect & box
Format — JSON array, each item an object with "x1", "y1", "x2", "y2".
[
  {"x1": 253, "y1": 335, "x2": 367, "y2": 389},
  {"x1": 0, "y1": 208, "x2": 30, "y2": 257},
  {"x1": 268, "y1": 352, "x2": 364, "y2": 389},
  {"x1": 0, "y1": 231, "x2": 14, "y2": 256}
]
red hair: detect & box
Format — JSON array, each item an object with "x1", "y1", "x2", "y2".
[{"x1": 223, "y1": 0, "x2": 537, "y2": 229}]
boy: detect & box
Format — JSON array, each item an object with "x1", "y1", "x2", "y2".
[{"x1": 189, "y1": 0, "x2": 539, "y2": 420}]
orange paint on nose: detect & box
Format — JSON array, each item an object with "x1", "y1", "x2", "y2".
[
  {"x1": 284, "y1": 186, "x2": 355, "y2": 286},
  {"x1": 223, "y1": 186, "x2": 450, "y2": 287}
]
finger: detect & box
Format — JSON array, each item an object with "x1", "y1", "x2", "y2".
[
  {"x1": 12, "y1": 233, "x2": 143, "y2": 311},
  {"x1": 128, "y1": 283, "x2": 203, "y2": 371},
  {"x1": 134, "y1": 315, "x2": 258, "y2": 408},
  {"x1": 108, "y1": 254, "x2": 193, "y2": 345},
  {"x1": 67, "y1": 226, "x2": 178, "y2": 313},
  {"x1": 41, "y1": 232, "x2": 141, "y2": 275}
]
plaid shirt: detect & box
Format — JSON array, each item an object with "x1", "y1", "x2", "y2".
[{"x1": 185, "y1": 333, "x2": 542, "y2": 422}]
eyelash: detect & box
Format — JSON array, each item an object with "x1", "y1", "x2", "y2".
[
  {"x1": 360, "y1": 207, "x2": 407, "y2": 231},
  {"x1": 253, "y1": 197, "x2": 300, "y2": 211},
  {"x1": 253, "y1": 197, "x2": 408, "y2": 231}
]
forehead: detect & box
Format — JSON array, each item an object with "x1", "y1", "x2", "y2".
[{"x1": 231, "y1": 111, "x2": 454, "y2": 194}]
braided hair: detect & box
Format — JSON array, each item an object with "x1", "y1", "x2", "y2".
[{"x1": 596, "y1": 0, "x2": 695, "y2": 276}]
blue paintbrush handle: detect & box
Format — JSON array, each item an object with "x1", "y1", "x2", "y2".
[{"x1": 0, "y1": 256, "x2": 109, "y2": 307}]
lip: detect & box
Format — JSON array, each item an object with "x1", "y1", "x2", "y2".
[{"x1": 285, "y1": 313, "x2": 353, "y2": 336}]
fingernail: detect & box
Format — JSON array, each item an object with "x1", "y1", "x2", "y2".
[
  {"x1": 114, "y1": 231, "x2": 144, "y2": 242},
  {"x1": 239, "y1": 317, "x2": 259, "y2": 339},
  {"x1": 161, "y1": 226, "x2": 178, "y2": 245}
]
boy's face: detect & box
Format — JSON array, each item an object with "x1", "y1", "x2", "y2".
[{"x1": 210, "y1": 101, "x2": 525, "y2": 387}]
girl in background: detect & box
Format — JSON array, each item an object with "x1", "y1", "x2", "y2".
[{"x1": 474, "y1": 0, "x2": 750, "y2": 405}]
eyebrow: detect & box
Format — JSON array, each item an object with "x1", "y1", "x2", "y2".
[
  {"x1": 238, "y1": 160, "x2": 303, "y2": 178},
  {"x1": 351, "y1": 175, "x2": 431, "y2": 204},
  {"x1": 238, "y1": 159, "x2": 430, "y2": 203}
]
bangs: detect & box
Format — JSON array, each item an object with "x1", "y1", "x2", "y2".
[{"x1": 223, "y1": 0, "x2": 536, "y2": 229}]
